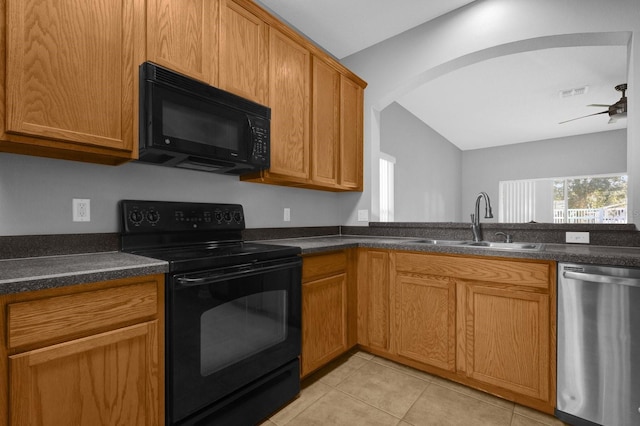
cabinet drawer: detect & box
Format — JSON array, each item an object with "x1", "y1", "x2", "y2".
[
  {"x1": 7, "y1": 281, "x2": 158, "y2": 350},
  {"x1": 303, "y1": 251, "x2": 347, "y2": 282},
  {"x1": 395, "y1": 252, "x2": 551, "y2": 289}
]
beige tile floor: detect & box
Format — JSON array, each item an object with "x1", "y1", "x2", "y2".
[{"x1": 262, "y1": 351, "x2": 568, "y2": 426}]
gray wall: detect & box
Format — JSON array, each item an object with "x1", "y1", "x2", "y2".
[
  {"x1": 378, "y1": 102, "x2": 626, "y2": 223},
  {"x1": 340, "y1": 0, "x2": 640, "y2": 225},
  {"x1": 0, "y1": 153, "x2": 344, "y2": 236},
  {"x1": 381, "y1": 103, "x2": 462, "y2": 221},
  {"x1": 461, "y1": 129, "x2": 627, "y2": 220}
]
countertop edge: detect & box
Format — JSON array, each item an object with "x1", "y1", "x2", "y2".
[
  {"x1": 2, "y1": 235, "x2": 639, "y2": 296},
  {"x1": 0, "y1": 252, "x2": 169, "y2": 296}
]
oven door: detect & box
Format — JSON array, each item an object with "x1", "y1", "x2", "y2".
[{"x1": 167, "y1": 256, "x2": 302, "y2": 424}]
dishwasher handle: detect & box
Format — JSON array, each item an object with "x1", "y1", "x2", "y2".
[{"x1": 563, "y1": 270, "x2": 640, "y2": 288}]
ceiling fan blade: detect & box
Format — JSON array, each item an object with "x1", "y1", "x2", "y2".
[
  {"x1": 558, "y1": 110, "x2": 608, "y2": 124},
  {"x1": 587, "y1": 104, "x2": 610, "y2": 107}
]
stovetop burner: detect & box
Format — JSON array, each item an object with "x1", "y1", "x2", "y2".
[{"x1": 120, "y1": 200, "x2": 300, "y2": 272}]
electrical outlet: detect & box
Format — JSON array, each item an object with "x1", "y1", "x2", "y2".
[
  {"x1": 73, "y1": 198, "x2": 91, "y2": 222},
  {"x1": 566, "y1": 231, "x2": 589, "y2": 244},
  {"x1": 357, "y1": 209, "x2": 369, "y2": 222},
  {"x1": 283, "y1": 207, "x2": 291, "y2": 222}
]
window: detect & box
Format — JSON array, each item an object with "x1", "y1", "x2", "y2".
[
  {"x1": 553, "y1": 175, "x2": 627, "y2": 223},
  {"x1": 498, "y1": 174, "x2": 627, "y2": 223},
  {"x1": 379, "y1": 154, "x2": 395, "y2": 222}
]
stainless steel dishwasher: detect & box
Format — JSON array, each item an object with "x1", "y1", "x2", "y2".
[{"x1": 557, "y1": 263, "x2": 640, "y2": 426}]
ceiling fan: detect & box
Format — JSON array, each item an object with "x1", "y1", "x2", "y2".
[{"x1": 559, "y1": 83, "x2": 628, "y2": 124}]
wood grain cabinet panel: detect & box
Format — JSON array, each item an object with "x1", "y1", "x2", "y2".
[
  {"x1": 339, "y1": 75, "x2": 364, "y2": 190},
  {"x1": 357, "y1": 249, "x2": 392, "y2": 354},
  {"x1": 302, "y1": 274, "x2": 347, "y2": 376},
  {"x1": 3, "y1": 0, "x2": 144, "y2": 164},
  {"x1": 266, "y1": 28, "x2": 310, "y2": 180},
  {"x1": 7, "y1": 281, "x2": 158, "y2": 350},
  {"x1": 147, "y1": 0, "x2": 219, "y2": 84},
  {"x1": 384, "y1": 251, "x2": 555, "y2": 413},
  {"x1": 311, "y1": 56, "x2": 340, "y2": 187},
  {"x1": 219, "y1": 0, "x2": 268, "y2": 104},
  {"x1": 0, "y1": 274, "x2": 164, "y2": 426},
  {"x1": 10, "y1": 321, "x2": 159, "y2": 426},
  {"x1": 301, "y1": 250, "x2": 355, "y2": 377},
  {"x1": 394, "y1": 273, "x2": 455, "y2": 371},
  {"x1": 463, "y1": 284, "x2": 550, "y2": 400}
]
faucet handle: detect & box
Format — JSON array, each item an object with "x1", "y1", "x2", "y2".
[{"x1": 495, "y1": 232, "x2": 513, "y2": 243}]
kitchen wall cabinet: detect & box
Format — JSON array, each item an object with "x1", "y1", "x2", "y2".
[
  {"x1": 311, "y1": 57, "x2": 340, "y2": 187},
  {"x1": 219, "y1": 0, "x2": 269, "y2": 104},
  {"x1": 338, "y1": 75, "x2": 364, "y2": 190},
  {"x1": 0, "y1": 0, "x2": 365, "y2": 185},
  {"x1": 147, "y1": 0, "x2": 220, "y2": 85},
  {"x1": 0, "y1": 0, "x2": 145, "y2": 165},
  {"x1": 310, "y1": 57, "x2": 365, "y2": 191},
  {"x1": 301, "y1": 250, "x2": 356, "y2": 377},
  {"x1": 358, "y1": 250, "x2": 556, "y2": 414},
  {"x1": 0, "y1": 274, "x2": 164, "y2": 426},
  {"x1": 264, "y1": 28, "x2": 311, "y2": 181},
  {"x1": 357, "y1": 249, "x2": 392, "y2": 355}
]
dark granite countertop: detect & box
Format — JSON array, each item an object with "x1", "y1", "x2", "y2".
[
  {"x1": 2, "y1": 232, "x2": 638, "y2": 297},
  {"x1": 256, "y1": 235, "x2": 640, "y2": 268},
  {"x1": 0, "y1": 252, "x2": 168, "y2": 295}
]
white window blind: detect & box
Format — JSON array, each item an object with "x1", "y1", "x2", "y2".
[{"x1": 499, "y1": 180, "x2": 536, "y2": 223}]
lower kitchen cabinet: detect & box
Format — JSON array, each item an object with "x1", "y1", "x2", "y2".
[
  {"x1": 356, "y1": 249, "x2": 392, "y2": 355},
  {"x1": 393, "y1": 271, "x2": 455, "y2": 372},
  {"x1": 0, "y1": 274, "x2": 165, "y2": 426},
  {"x1": 461, "y1": 283, "x2": 550, "y2": 401},
  {"x1": 358, "y1": 250, "x2": 556, "y2": 414},
  {"x1": 301, "y1": 250, "x2": 356, "y2": 377}
]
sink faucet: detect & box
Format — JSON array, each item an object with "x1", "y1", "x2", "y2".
[{"x1": 470, "y1": 192, "x2": 494, "y2": 242}]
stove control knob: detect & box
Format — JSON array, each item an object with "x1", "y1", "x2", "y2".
[
  {"x1": 129, "y1": 211, "x2": 143, "y2": 224},
  {"x1": 214, "y1": 210, "x2": 223, "y2": 222},
  {"x1": 223, "y1": 211, "x2": 232, "y2": 222},
  {"x1": 233, "y1": 211, "x2": 243, "y2": 223},
  {"x1": 146, "y1": 210, "x2": 160, "y2": 224}
]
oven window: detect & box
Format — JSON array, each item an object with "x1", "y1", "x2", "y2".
[{"x1": 200, "y1": 290, "x2": 288, "y2": 376}]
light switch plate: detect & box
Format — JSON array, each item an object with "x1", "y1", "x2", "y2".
[
  {"x1": 283, "y1": 207, "x2": 291, "y2": 222},
  {"x1": 566, "y1": 231, "x2": 589, "y2": 244}
]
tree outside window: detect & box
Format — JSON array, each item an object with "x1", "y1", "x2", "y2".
[{"x1": 553, "y1": 175, "x2": 627, "y2": 223}]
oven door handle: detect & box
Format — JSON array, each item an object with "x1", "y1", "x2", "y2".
[{"x1": 175, "y1": 258, "x2": 301, "y2": 287}]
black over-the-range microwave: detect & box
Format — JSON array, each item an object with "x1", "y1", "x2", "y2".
[{"x1": 138, "y1": 61, "x2": 270, "y2": 175}]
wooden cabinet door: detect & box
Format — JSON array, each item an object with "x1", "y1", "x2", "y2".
[
  {"x1": 311, "y1": 56, "x2": 339, "y2": 187},
  {"x1": 268, "y1": 28, "x2": 310, "y2": 180},
  {"x1": 357, "y1": 250, "x2": 391, "y2": 353},
  {"x1": 339, "y1": 75, "x2": 364, "y2": 190},
  {"x1": 147, "y1": 0, "x2": 219, "y2": 84},
  {"x1": 219, "y1": 0, "x2": 268, "y2": 104},
  {"x1": 463, "y1": 284, "x2": 550, "y2": 401},
  {"x1": 394, "y1": 273, "x2": 455, "y2": 371},
  {"x1": 10, "y1": 321, "x2": 160, "y2": 426},
  {"x1": 301, "y1": 274, "x2": 347, "y2": 377},
  {"x1": 5, "y1": 0, "x2": 143, "y2": 155}
]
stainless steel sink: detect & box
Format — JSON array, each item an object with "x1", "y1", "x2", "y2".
[
  {"x1": 466, "y1": 241, "x2": 544, "y2": 251},
  {"x1": 412, "y1": 239, "x2": 470, "y2": 245},
  {"x1": 411, "y1": 239, "x2": 544, "y2": 251}
]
